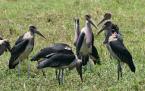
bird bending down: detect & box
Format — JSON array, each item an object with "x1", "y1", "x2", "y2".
[
  {"x1": 75, "y1": 15, "x2": 100, "y2": 66},
  {"x1": 31, "y1": 43, "x2": 83, "y2": 84},
  {"x1": 0, "y1": 37, "x2": 11, "y2": 56},
  {"x1": 8, "y1": 25, "x2": 46, "y2": 78},
  {"x1": 97, "y1": 21, "x2": 135, "y2": 80}
]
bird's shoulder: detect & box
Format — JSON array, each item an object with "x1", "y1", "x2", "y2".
[{"x1": 15, "y1": 34, "x2": 24, "y2": 45}]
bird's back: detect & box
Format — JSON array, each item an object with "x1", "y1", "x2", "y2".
[{"x1": 109, "y1": 40, "x2": 135, "y2": 72}]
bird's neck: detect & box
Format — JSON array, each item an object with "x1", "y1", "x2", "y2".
[
  {"x1": 75, "y1": 23, "x2": 80, "y2": 36},
  {"x1": 23, "y1": 31, "x2": 34, "y2": 40},
  {"x1": 85, "y1": 20, "x2": 92, "y2": 31}
]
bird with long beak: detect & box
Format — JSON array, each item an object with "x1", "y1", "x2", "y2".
[
  {"x1": 97, "y1": 12, "x2": 112, "y2": 26},
  {"x1": 76, "y1": 15, "x2": 100, "y2": 78},
  {"x1": 8, "y1": 25, "x2": 46, "y2": 78},
  {"x1": 98, "y1": 21, "x2": 135, "y2": 80},
  {"x1": 97, "y1": 13, "x2": 122, "y2": 43},
  {"x1": 31, "y1": 43, "x2": 83, "y2": 84},
  {"x1": 0, "y1": 38, "x2": 11, "y2": 56}
]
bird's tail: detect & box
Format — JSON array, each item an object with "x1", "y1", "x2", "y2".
[{"x1": 128, "y1": 60, "x2": 136, "y2": 73}]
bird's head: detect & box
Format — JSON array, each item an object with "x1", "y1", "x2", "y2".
[
  {"x1": 29, "y1": 25, "x2": 46, "y2": 39},
  {"x1": 85, "y1": 14, "x2": 98, "y2": 30},
  {"x1": 97, "y1": 21, "x2": 112, "y2": 35},
  {"x1": 74, "y1": 17, "x2": 80, "y2": 31},
  {"x1": 74, "y1": 17, "x2": 80, "y2": 25},
  {"x1": 97, "y1": 12, "x2": 112, "y2": 26}
]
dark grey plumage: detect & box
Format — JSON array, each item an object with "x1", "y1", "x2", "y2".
[
  {"x1": 8, "y1": 25, "x2": 46, "y2": 78},
  {"x1": 31, "y1": 43, "x2": 82, "y2": 84},
  {"x1": 31, "y1": 43, "x2": 73, "y2": 61}
]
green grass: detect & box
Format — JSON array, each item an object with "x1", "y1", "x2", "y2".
[{"x1": 0, "y1": 0, "x2": 145, "y2": 90}]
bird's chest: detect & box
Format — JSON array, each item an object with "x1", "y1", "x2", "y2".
[
  {"x1": 80, "y1": 38, "x2": 92, "y2": 55},
  {"x1": 20, "y1": 40, "x2": 34, "y2": 60},
  {"x1": 82, "y1": 28, "x2": 92, "y2": 41},
  {"x1": 106, "y1": 43, "x2": 119, "y2": 60}
]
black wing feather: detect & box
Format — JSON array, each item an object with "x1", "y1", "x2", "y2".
[
  {"x1": 37, "y1": 53, "x2": 75, "y2": 69},
  {"x1": 31, "y1": 43, "x2": 73, "y2": 61},
  {"x1": 76, "y1": 32, "x2": 85, "y2": 55},
  {"x1": 109, "y1": 40, "x2": 135, "y2": 72},
  {"x1": 9, "y1": 39, "x2": 29, "y2": 69},
  {"x1": 15, "y1": 35, "x2": 24, "y2": 45}
]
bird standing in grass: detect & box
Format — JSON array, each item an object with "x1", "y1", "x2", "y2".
[
  {"x1": 97, "y1": 21, "x2": 135, "y2": 80},
  {"x1": 75, "y1": 15, "x2": 100, "y2": 66},
  {"x1": 31, "y1": 43, "x2": 83, "y2": 85},
  {"x1": 8, "y1": 25, "x2": 46, "y2": 78}
]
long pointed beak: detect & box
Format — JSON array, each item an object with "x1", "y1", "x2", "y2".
[
  {"x1": 97, "y1": 18, "x2": 106, "y2": 26},
  {"x1": 97, "y1": 25, "x2": 105, "y2": 35},
  {"x1": 35, "y1": 31, "x2": 46, "y2": 39},
  {"x1": 89, "y1": 20, "x2": 98, "y2": 30}
]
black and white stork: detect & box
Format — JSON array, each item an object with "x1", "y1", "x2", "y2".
[
  {"x1": 98, "y1": 21, "x2": 135, "y2": 80},
  {"x1": 76, "y1": 15, "x2": 100, "y2": 66},
  {"x1": 31, "y1": 43, "x2": 82, "y2": 84},
  {"x1": 8, "y1": 25, "x2": 46, "y2": 78}
]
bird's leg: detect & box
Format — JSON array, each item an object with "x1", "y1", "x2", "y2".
[
  {"x1": 55, "y1": 69, "x2": 58, "y2": 79},
  {"x1": 61, "y1": 69, "x2": 64, "y2": 84},
  {"x1": 41, "y1": 69, "x2": 46, "y2": 77},
  {"x1": 58, "y1": 69, "x2": 61, "y2": 85},
  {"x1": 117, "y1": 61, "x2": 122, "y2": 80},
  {"x1": 120, "y1": 63, "x2": 122, "y2": 78},
  {"x1": 27, "y1": 59, "x2": 30, "y2": 79},
  {"x1": 18, "y1": 60, "x2": 21, "y2": 79}
]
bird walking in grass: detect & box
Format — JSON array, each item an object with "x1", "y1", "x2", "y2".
[
  {"x1": 97, "y1": 21, "x2": 135, "y2": 80},
  {"x1": 0, "y1": 36, "x2": 11, "y2": 56},
  {"x1": 31, "y1": 43, "x2": 83, "y2": 85},
  {"x1": 8, "y1": 25, "x2": 46, "y2": 78}
]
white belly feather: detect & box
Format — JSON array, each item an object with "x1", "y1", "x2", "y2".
[{"x1": 80, "y1": 36, "x2": 92, "y2": 55}]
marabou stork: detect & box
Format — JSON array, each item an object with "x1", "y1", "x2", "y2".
[
  {"x1": 76, "y1": 15, "x2": 100, "y2": 66},
  {"x1": 97, "y1": 21, "x2": 135, "y2": 80},
  {"x1": 31, "y1": 43, "x2": 82, "y2": 84},
  {"x1": 8, "y1": 25, "x2": 46, "y2": 78}
]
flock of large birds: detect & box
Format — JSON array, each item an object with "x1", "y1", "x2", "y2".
[{"x1": 0, "y1": 13, "x2": 136, "y2": 85}]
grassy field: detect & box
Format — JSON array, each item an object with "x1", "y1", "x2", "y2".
[{"x1": 0, "y1": 0, "x2": 145, "y2": 90}]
